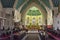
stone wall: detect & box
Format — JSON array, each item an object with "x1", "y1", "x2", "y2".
[
  {"x1": 3, "y1": 8, "x2": 14, "y2": 29},
  {"x1": 0, "y1": 8, "x2": 14, "y2": 30}
]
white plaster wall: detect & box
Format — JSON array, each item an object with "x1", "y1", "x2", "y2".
[
  {"x1": 53, "y1": 13, "x2": 60, "y2": 30},
  {"x1": 53, "y1": 16, "x2": 57, "y2": 30},
  {"x1": 53, "y1": 7, "x2": 60, "y2": 30},
  {"x1": 56, "y1": 13, "x2": 60, "y2": 29}
]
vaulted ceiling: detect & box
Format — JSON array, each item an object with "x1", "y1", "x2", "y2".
[
  {"x1": 19, "y1": 0, "x2": 47, "y2": 13},
  {"x1": 1, "y1": 0, "x2": 60, "y2": 13},
  {"x1": 1, "y1": 0, "x2": 15, "y2": 8},
  {"x1": 52, "y1": 0, "x2": 59, "y2": 7}
]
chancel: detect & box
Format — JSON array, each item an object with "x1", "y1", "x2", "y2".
[{"x1": 0, "y1": 0, "x2": 60, "y2": 40}]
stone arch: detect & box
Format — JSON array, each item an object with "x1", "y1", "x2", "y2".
[{"x1": 21, "y1": 2, "x2": 47, "y2": 25}]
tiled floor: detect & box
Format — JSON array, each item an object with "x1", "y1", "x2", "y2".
[
  {"x1": 22, "y1": 33, "x2": 41, "y2": 40},
  {"x1": 25, "y1": 34, "x2": 40, "y2": 40},
  {"x1": 19, "y1": 30, "x2": 58, "y2": 40},
  {"x1": 22, "y1": 30, "x2": 41, "y2": 40}
]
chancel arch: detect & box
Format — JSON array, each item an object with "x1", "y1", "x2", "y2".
[
  {"x1": 25, "y1": 6, "x2": 46, "y2": 29},
  {"x1": 20, "y1": 3, "x2": 47, "y2": 29}
]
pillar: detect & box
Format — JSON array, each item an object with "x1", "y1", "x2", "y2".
[
  {"x1": 53, "y1": 7, "x2": 58, "y2": 30},
  {"x1": 0, "y1": 1, "x2": 3, "y2": 30},
  {"x1": 14, "y1": 9, "x2": 21, "y2": 28},
  {"x1": 46, "y1": 8, "x2": 53, "y2": 29}
]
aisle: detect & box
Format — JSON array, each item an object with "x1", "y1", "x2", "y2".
[
  {"x1": 25, "y1": 34, "x2": 40, "y2": 40},
  {"x1": 22, "y1": 30, "x2": 41, "y2": 40}
]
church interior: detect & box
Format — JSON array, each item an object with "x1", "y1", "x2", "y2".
[{"x1": 0, "y1": 0, "x2": 60, "y2": 40}]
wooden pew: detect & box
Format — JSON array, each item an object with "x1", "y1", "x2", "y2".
[
  {"x1": 47, "y1": 32, "x2": 60, "y2": 40},
  {"x1": 0, "y1": 32, "x2": 10, "y2": 40},
  {"x1": 47, "y1": 29, "x2": 60, "y2": 37},
  {"x1": 13, "y1": 31, "x2": 26, "y2": 40}
]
